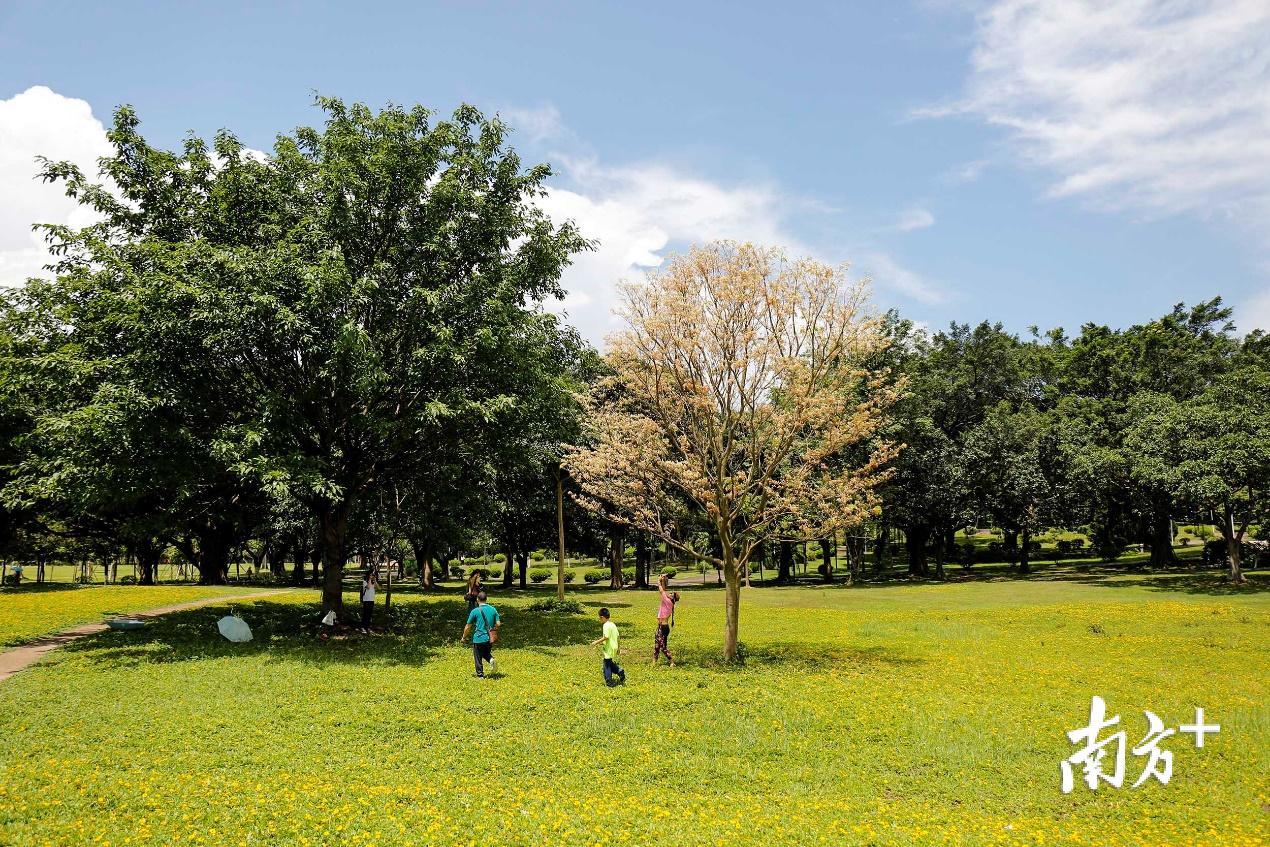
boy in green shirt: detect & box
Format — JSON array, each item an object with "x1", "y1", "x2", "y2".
[{"x1": 590, "y1": 608, "x2": 626, "y2": 687}]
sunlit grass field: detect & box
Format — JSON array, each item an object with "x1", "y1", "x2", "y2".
[
  {"x1": 0, "y1": 570, "x2": 1265, "y2": 846},
  {"x1": 0, "y1": 584, "x2": 264, "y2": 646}
]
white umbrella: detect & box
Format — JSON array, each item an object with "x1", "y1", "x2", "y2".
[{"x1": 217, "y1": 614, "x2": 253, "y2": 642}]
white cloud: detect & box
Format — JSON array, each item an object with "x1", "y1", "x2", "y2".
[
  {"x1": 1243, "y1": 288, "x2": 1270, "y2": 332},
  {"x1": 501, "y1": 104, "x2": 567, "y2": 144},
  {"x1": 894, "y1": 207, "x2": 935, "y2": 232},
  {"x1": 940, "y1": 158, "x2": 989, "y2": 186},
  {"x1": 853, "y1": 251, "x2": 949, "y2": 306},
  {"x1": 941, "y1": 0, "x2": 1270, "y2": 217},
  {"x1": 931, "y1": 0, "x2": 1270, "y2": 330},
  {"x1": 0, "y1": 86, "x2": 111, "y2": 287},
  {"x1": 539, "y1": 156, "x2": 816, "y2": 343}
]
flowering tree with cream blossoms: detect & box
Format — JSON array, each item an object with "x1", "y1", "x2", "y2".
[{"x1": 566, "y1": 242, "x2": 900, "y2": 660}]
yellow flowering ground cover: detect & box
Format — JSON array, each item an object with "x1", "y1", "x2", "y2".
[
  {"x1": 0, "y1": 585, "x2": 265, "y2": 646},
  {"x1": 0, "y1": 571, "x2": 1265, "y2": 846}
]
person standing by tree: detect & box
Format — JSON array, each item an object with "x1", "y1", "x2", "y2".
[
  {"x1": 652, "y1": 574, "x2": 677, "y2": 667},
  {"x1": 359, "y1": 569, "x2": 378, "y2": 632},
  {"x1": 591, "y1": 608, "x2": 626, "y2": 687},
  {"x1": 461, "y1": 591, "x2": 500, "y2": 679},
  {"x1": 464, "y1": 570, "x2": 483, "y2": 612}
]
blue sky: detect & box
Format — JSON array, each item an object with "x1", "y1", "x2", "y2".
[{"x1": 3, "y1": 0, "x2": 1268, "y2": 344}]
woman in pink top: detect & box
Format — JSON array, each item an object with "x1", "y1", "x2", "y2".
[{"x1": 652, "y1": 573, "x2": 678, "y2": 667}]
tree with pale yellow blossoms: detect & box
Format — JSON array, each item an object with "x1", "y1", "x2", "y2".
[{"x1": 566, "y1": 241, "x2": 901, "y2": 660}]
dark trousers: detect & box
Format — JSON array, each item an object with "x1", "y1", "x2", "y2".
[
  {"x1": 360, "y1": 600, "x2": 374, "y2": 628},
  {"x1": 654, "y1": 623, "x2": 674, "y2": 662},
  {"x1": 603, "y1": 657, "x2": 625, "y2": 686},
  {"x1": 473, "y1": 641, "x2": 493, "y2": 676}
]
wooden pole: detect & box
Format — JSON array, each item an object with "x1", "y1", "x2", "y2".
[{"x1": 555, "y1": 466, "x2": 567, "y2": 601}]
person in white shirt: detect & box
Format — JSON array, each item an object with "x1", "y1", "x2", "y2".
[{"x1": 359, "y1": 569, "x2": 378, "y2": 632}]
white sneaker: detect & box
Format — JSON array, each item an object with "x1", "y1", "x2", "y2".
[{"x1": 489, "y1": 658, "x2": 498, "y2": 675}]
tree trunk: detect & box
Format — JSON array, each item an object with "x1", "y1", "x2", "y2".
[
  {"x1": 1148, "y1": 501, "x2": 1178, "y2": 567},
  {"x1": 608, "y1": 527, "x2": 625, "y2": 588},
  {"x1": 291, "y1": 544, "x2": 307, "y2": 586},
  {"x1": 319, "y1": 503, "x2": 350, "y2": 614},
  {"x1": 269, "y1": 543, "x2": 286, "y2": 578},
  {"x1": 932, "y1": 529, "x2": 947, "y2": 580},
  {"x1": 820, "y1": 538, "x2": 834, "y2": 583},
  {"x1": 635, "y1": 534, "x2": 649, "y2": 588},
  {"x1": 1019, "y1": 527, "x2": 1032, "y2": 575},
  {"x1": 723, "y1": 555, "x2": 741, "y2": 662},
  {"x1": 1220, "y1": 499, "x2": 1244, "y2": 583},
  {"x1": 196, "y1": 525, "x2": 233, "y2": 585},
  {"x1": 135, "y1": 543, "x2": 160, "y2": 586},
  {"x1": 517, "y1": 550, "x2": 529, "y2": 589},
  {"x1": 873, "y1": 519, "x2": 890, "y2": 574},
  {"x1": 1003, "y1": 529, "x2": 1019, "y2": 570},
  {"x1": 906, "y1": 524, "x2": 929, "y2": 577},
  {"x1": 416, "y1": 540, "x2": 436, "y2": 590},
  {"x1": 502, "y1": 543, "x2": 514, "y2": 589},
  {"x1": 777, "y1": 540, "x2": 794, "y2": 583}
]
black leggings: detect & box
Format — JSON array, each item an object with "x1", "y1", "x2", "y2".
[
  {"x1": 654, "y1": 622, "x2": 673, "y2": 662},
  {"x1": 360, "y1": 600, "x2": 374, "y2": 627}
]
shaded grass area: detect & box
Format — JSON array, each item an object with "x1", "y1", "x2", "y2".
[
  {"x1": 0, "y1": 575, "x2": 1265, "y2": 846},
  {"x1": 0, "y1": 584, "x2": 266, "y2": 646}
]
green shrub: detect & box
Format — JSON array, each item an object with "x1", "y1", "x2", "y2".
[
  {"x1": 584, "y1": 571, "x2": 603, "y2": 584},
  {"x1": 563, "y1": 570, "x2": 576, "y2": 583},
  {"x1": 530, "y1": 550, "x2": 546, "y2": 561},
  {"x1": 487, "y1": 569, "x2": 502, "y2": 580},
  {"x1": 493, "y1": 553, "x2": 506, "y2": 563},
  {"x1": 659, "y1": 566, "x2": 677, "y2": 579},
  {"x1": 525, "y1": 598, "x2": 583, "y2": 614},
  {"x1": 621, "y1": 567, "x2": 634, "y2": 583},
  {"x1": 119, "y1": 575, "x2": 137, "y2": 585},
  {"x1": 529, "y1": 568, "x2": 551, "y2": 583},
  {"x1": 449, "y1": 565, "x2": 465, "y2": 579}
]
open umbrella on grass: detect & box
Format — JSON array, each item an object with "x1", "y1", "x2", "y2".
[{"x1": 216, "y1": 611, "x2": 253, "y2": 642}]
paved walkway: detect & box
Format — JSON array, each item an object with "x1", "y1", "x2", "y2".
[{"x1": 0, "y1": 589, "x2": 298, "y2": 684}]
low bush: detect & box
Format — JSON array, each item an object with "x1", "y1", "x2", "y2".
[
  {"x1": 584, "y1": 572, "x2": 603, "y2": 584},
  {"x1": 530, "y1": 550, "x2": 546, "y2": 561},
  {"x1": 529, "y1": 568, "x2": 551, "y2": 583},
  {"x1": 621, "y1": 567, "x2": 634, "y2": 583},
  {"x1": 563, "y1": 570, "x2": 576, "y2": 583},
  {"x1": 659, "y1": 566, "x2": 677, "y2": 579},
  {"x1": 119, "y1": 575, "x2": 137, "y2": 585},
  {"x1": 525, "y1": 598, "x2": 583, "y2": 614}
]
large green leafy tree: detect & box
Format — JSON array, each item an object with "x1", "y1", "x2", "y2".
[
  {"x1": 24, "y1": 98, "x2": 589, "y2": 610},
  {"x1": 878, "y1": 320, "x2": 1031, "y2": 576},
  {"x1": 1060, "y1": 299, "x2": 1240, "y2": 564}
]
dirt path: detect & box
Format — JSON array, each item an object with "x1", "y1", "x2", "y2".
[{"x1": 0, "y1": 589, "x2": 300, "y2": 684}]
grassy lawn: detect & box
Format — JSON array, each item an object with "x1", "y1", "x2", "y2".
[
  {"x1": 0, "y1": 585, "x2": 271, "y2": 646},
  {"x1": 0, "y1": 571, "x2": 1265, "y2": 846}
]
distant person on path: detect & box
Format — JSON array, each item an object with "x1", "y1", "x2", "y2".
[
  {"x1": 464, "y1": 570, "x2": 483, "y2": 611},
  {"x1": 11, "y1": 564, "x2": 23, "y2": 585},
  {"x1": 461, "y1": 591, "x2": 500, "y2": 678},
  {"x1": 652, "y1": 574, "x2": 678, "y2": 667},
  {"x1": 591, "y1": 608, "x2": 626, "y2": 687},
  {"x1": 359, "y1": 569, "x2": 377, "y2": 632}
]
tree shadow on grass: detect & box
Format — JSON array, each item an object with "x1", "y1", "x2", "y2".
[
  {"x1": 62, "y1": 596, "x2": 601, "y2": 672},
  {"x1": 0, "y1": 583, "x2": 85, "y2": 595},
  {"x1": 745, "y1": 559, "x2": 1267, "y2": 598},
  {"x1": 676, "y1": 641, "x2": 925, "y2": 673},
  {"x1": 1061, "y1": 569, "x2": 1270, "y2": 597}
]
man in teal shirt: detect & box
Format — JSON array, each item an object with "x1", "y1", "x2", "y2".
[{"x1": 460, "y1": 591, "x2": 501, "y2": 678}]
